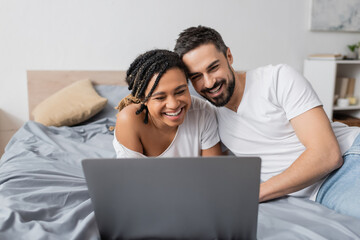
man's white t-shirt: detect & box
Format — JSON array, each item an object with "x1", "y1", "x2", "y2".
[
  {"x1": 113, "y1": 96, "x2": 220, "y2": 158},
  {"x1": 216, "y1": 64, "x2": 360, "y2": 199}
]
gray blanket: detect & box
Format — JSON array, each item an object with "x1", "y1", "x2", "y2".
[{"x1": 1, "y1": 119, "x2": 360, "y2": 240}]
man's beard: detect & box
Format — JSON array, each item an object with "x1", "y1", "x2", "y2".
[{"x1": 202, "y1": 68, "x2": 235, "y2": 107}]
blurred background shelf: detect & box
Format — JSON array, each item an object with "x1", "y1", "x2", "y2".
[
  {"x1": 304, "y1": 59, "x2": 360, "y2": 120},
  {"x1": 333, "y1": 104, "x2": 360, "y2": 111}
]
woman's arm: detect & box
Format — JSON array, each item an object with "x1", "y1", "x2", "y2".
[{"x1": 201, "y1": 142, "x2": 224, "y2": 156}]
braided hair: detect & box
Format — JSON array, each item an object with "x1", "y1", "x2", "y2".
[{"x1": 116, "y1": 49, "x2": 187, "y2": 124}]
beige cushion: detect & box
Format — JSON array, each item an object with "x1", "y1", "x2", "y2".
[{"x1": 32, "y1": 79, "x2": 108, "y2": 126}]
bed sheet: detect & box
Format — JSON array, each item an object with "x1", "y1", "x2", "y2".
[{"x1": 1, "y1": 119, "x2": 360, "y2": 240}]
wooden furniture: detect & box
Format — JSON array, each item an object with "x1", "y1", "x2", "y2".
[{"x1": 304, "y1": 60, "x2": 360, "y2": 120}]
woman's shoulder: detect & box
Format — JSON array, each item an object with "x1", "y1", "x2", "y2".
[
  {"x1": 182, "y1": 96, "x2": 217, "y2": 126},
  {"x1": 189, "y1": 96, "x2": 216, "y2": 113},
  {"x1": 115, "y1": 104, "x2": 145, "y2": 137},
  {"x1": 116, "y1": 104, "x2": 143, "y2": 125},
  {"x1": 115, "y1": 104, "x2": 145, "y2": 153}
]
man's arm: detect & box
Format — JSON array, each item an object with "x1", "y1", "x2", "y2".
[{"x1": 259, "y1": 106, "x2": 343, "y2": 202}]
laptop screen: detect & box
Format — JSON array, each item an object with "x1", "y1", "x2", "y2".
[{"x1": 82, "y1": 156, "x2": 261, "y2": 240}]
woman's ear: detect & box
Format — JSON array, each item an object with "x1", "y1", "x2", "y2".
[{"x1": 226, "y1": 48, "x2": 233, "y2": 65}]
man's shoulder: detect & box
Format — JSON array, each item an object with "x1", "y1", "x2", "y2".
[
  {"x1": 249, "y1": 64, "x2": 291, "y2": 74},
  {"x1": 247, "y1": 64, "x2": 300, "y2": 84}
]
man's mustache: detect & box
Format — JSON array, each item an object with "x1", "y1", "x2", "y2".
[{"x1": 201, "y1": 80, "x2": 225, "y2": 94}]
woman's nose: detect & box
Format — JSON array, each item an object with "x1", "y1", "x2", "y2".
[{"x1": 166, "y1": 96, "x2": 180, "y2": 109}]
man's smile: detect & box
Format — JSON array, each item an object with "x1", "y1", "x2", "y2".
[
  {"x1": 209, "y1": 83, "x2": 222, "y2": 93},
  {"x1": 202, "y1": 80, "x2": 225, "y2": 98}
]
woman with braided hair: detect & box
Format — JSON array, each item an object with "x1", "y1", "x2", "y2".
[{"x1": 113, "y1": 49, "x2": 222, "y2": 157}]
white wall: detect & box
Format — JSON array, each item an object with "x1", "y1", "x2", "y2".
[{"x1": 1, "y1": 0, "x2": 360, "y2": 154}]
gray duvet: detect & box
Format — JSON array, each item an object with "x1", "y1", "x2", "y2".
[{"x1": 1, "y1": 118, "x2": 360, "y2": 240}]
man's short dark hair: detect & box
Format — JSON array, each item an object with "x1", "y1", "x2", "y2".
[{"x1": 174, "y1": 25, "x2": 228, "y2": 59}]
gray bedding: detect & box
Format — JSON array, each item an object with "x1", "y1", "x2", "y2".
[{"x1": 1, "y1": 85, "x2": 360, "y2": 239}]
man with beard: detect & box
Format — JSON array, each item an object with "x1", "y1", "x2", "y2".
[{"x1": 174, "y1": 25, "x2": 360, "y2": 219}]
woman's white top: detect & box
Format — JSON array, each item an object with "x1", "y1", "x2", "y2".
[{"x1": 113, "y1": 96, "x2": 220, "y2": 158}]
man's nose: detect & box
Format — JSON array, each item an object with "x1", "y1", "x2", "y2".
[{"x1": 204, "y1": 74, "x2": 216, "y2": 89}]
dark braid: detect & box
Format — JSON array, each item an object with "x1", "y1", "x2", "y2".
[
  {"x1": 126, "y1": 50, "x2": 158, "y2": 89},
  {"x1": 143, "y1": 62, "x2": 169, "y2": 102},
  {"x1": 121, "y1": 49, "x2": 187, "y2": 124},
  {"x1": 126, "y1": 52, "x2": 156, "y2": 92}
]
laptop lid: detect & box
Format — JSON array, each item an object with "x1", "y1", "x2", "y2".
[{"x1": 82, "y1": 156, "x2": 261, "y2": 240}]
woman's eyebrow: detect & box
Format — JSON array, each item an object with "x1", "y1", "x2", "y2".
[
  {"x1": 151, "y1": 91, "x2": 165, "y2": 97},
  {"x1": 151, "y1": 84, "x2": 188, "y2": 97},
  {"x1": 175, "y1": 84, "x2": 188, "y2": 91}
]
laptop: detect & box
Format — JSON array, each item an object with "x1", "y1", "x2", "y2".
[{"x1": 82, "y1": 156, "x2": 261, "y2": 240}]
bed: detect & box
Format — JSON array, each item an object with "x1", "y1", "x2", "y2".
[{"x1": 0, "y1": 70, "x2": 360, "y2": 240}]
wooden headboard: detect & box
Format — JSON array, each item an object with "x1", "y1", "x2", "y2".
[{"x1": 27, "y1": 70, "x2": 127, "y2": 120}]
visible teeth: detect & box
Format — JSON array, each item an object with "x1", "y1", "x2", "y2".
[
  {"x1": 209, "y1": 84, "x2": 221, "y2": 93},
  {"x1": 165, "y1": 109, "x2": 181, "y2": 116}
]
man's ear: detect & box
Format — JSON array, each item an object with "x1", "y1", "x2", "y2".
[{"x1": 226, "y1": 48, "x2": 233, "y2": 65}]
